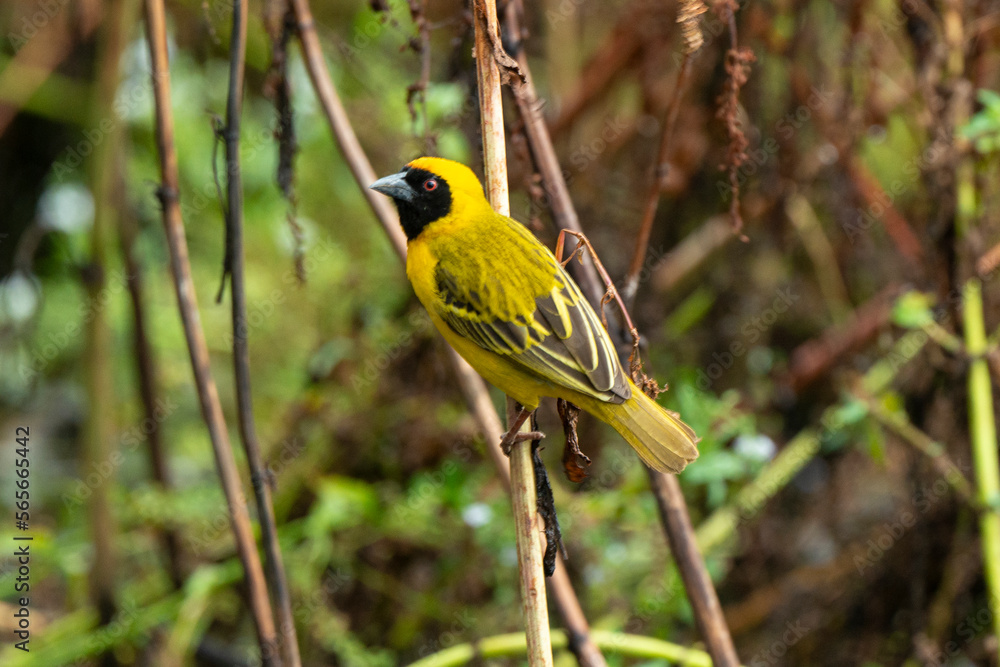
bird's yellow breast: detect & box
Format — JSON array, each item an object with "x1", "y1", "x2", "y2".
[{"x1": 407, "y1": 209, "x2": 558, "y2": 321}]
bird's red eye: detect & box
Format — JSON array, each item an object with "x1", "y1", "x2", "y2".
[{"x1": 424, "y1": 179, "x2": 438, "y2": 192}]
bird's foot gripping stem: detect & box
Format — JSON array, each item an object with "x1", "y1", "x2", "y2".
[{"x1": 499, "y1": 405, "x2": 544, "y2": 455}]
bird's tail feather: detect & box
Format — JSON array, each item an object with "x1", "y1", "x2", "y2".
[{"x1": 593, "y1": 386, "x2": 699, "y2": 474}]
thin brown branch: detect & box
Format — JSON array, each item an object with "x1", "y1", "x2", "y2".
[
  {"x1": 623, "y1": 0, "x2": 706, "y2": 306},
  {"x1": 119, "y1": 213, "x2": 185, "y2": 590},
  {"x1": 473, "y1": 0, "x2": 553, "y2": 662},
  {"x1": 223, "y1": 1, "x2": 300, "y2": 665},
  {"x1": 648, "y1": 470, "x2": 740, "y2": 667},
  {"x1": 506, "y1": 2, "x2": 738, "y2": 664},
  {"x1": 143, "y1": 0, "x2": 279, "y2": 663},
  {"x1": 289, "y1": 0, "x2": 405, "y2": 259},
  {"x1": 450, "y1": 347, "x2": 607, "y2": 667},
  {"x1": 504, "y1": 0, "x2": 604, "y2": 307}
]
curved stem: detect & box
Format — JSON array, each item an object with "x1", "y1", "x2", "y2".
[
  {"x1": 143, "y1": 0, "x2": 278, "y2": 661},
  {"x1": 223, "y1": 1, "x2": 300, "y2": 664},
  {"x1": 406, "y1": 629, "x2": 719, "y2": 667}
]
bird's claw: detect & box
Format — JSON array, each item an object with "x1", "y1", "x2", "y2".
[{"x1": 499, "y1": 430, "x2": 545, "y2": 456}]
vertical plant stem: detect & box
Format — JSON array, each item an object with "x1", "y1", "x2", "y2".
[
  {"x1": 507, "y1": 406, "x2": 553, "y2": 667},
  {"x1": 449, "y1": 350, "x2": 608, "y2": 667},
  {"x1": 223, "y1": 1, "x2": 300, "y2": 664},
  {"x1": 962, "y1": 278, "x2": 1000, "y2": 645},
  {"x1": 505, "y1": 2, "x2": 735, "y2": 662},
  {"x1": 289, "y1": 0, "x2": 405, "y2": 258},
  {"x1": 120, "y1": 214, "x2": 185, "y2": 589},
  {"x1": 474, "y1": 0, "x2": 552, "y2": 663},
  {"x1": 84, "y1": 3, "x2": 134, "y2": 659},
  {"x1": 143, "y1": 0, "x2": 279, "y2": 662},
  {"x1": 503, "y1": 0, "x2": 603, "y2": 307},
  {"x1": 648, "y1": 471, "x2": 739, "y2": 667},
  {"x1": 622, "y1": 54, "x2": 697, "y2": 307}
]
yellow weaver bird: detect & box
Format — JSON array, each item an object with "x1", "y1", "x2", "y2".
[{"x1": 371, "y1": 157, "x2": 698, "y2": 473}]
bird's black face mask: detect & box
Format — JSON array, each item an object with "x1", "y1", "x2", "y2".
[{"x1": 370, "y1": 166, "x2": 453, "y2": 240}]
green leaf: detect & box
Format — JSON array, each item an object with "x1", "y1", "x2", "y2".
[
  {"x1": 683, "y1": 450, "x2": 749, "y2": 486},
  {"x1": 892, "y1": 291, "x2": 934, "y2": 328},
  {"x1": 306, "y1": 476, "x2": 378, "y2": 536},
  {"x1": 866, "y1": 419, "x2": 887, "y2": 464},
  {"x1": 977, "y1": 88, "x2": 1000, "y2": 109}
]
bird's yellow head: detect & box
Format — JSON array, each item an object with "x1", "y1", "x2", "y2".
[{"x1": 370, "y1": 157, "x2": 490, "y2": 241}]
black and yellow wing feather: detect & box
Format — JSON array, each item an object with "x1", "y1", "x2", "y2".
[{"x1": 432, "y1": 218, "x2": 630, "y2": 404}]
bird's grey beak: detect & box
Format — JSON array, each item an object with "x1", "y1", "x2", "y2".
[{"x1": 370, "y1": 172, "x2": 415, "y2": 203}]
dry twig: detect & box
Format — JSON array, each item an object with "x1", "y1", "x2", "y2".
[
  {"x1": 473, "y1": 0, "x2": 553, "y2": 661},
  {"x1": 505, "y1": 2, "x2": 739, "y2": 664},
  {"x1": 622, "y1": 0, "x2": 707, "y2": 306},
  {"x1": 143, "y1": 0, "x2": 279, "y2": 662},
  {"x1": 715, "y1": 0, "x2": 754, "y2": 237},
  {"x1": 221, "y1": 1, "x2": 300, "y2": 664}
]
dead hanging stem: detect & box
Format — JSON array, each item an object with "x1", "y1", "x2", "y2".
[
  {"x1": 557, "y1": 398, "x2": 590, "y2": 482},
  {"x1": 715, "y1": 0, "x2": 754, "y2": 239},
  {"x1": 265, "y1": 2, "x2": 305, "y2": 283},
  {"x1": 405, "y1": 0, "x2": 434, "y2": 153},
  {"x1": 211, "y1": 115, "x2": 231, "y2": 303}
]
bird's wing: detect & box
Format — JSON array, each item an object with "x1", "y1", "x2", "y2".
[{"x1": 434, "y1": 253, "x2": 630, "y2": 404}]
